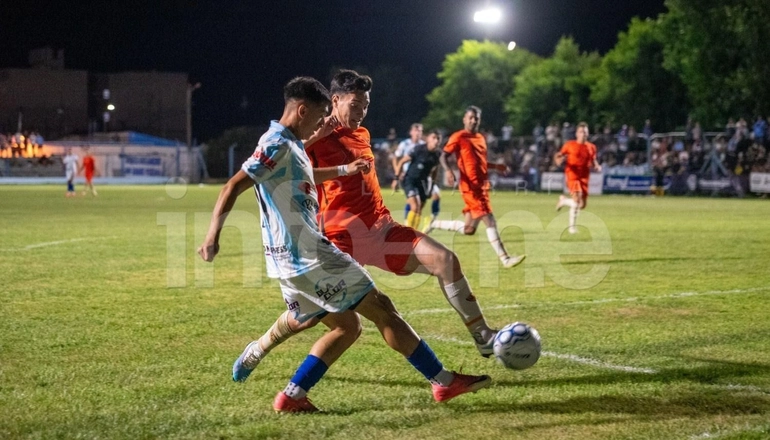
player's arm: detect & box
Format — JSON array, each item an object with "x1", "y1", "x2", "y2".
[
  {"x1": 553, "y1": 147, "x2": 567, "y2": 167},
  {"x1": 488, "y1": 162, "x2": 509, "y2": 174},
  {"x1": 439, "y1": 151, "x2": 455, "y2": 187},
  {"x1": 395, "y1": 154, "x2": 412, "y2": 178},
  {"x1": 592, "y1": 158, "x2": 602, "y2": 173},
  {"x1": 198, "y1": 170, "x2": 254, "y2": 262},
  {"x1": 313, "y1": 158, "x2": 371, "y2": 183}
]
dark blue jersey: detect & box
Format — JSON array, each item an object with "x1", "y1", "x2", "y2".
[{"x1": 404, "y1": 143, "x2": 441, "y2": 182}]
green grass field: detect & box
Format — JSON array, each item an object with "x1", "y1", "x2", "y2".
[{"x1": 1, "y1": 185, "x2": 769, "y2": 439}]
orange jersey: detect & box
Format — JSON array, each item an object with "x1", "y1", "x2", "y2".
[
  {"x1": 559, "y1": 141, "x2": 596, "y2": 177},
  {"x1": 83, "y1": 155, "x2": 95, "y2": 173},
  {"x1": 306, "y1": 127, "x2": 391, "y2": 235},
  {"x1": 443, "y1": 129, "x2": 489, "y2": 192}
]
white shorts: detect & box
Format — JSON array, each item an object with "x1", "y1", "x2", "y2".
[{"x1": 280, "y1": 251, "x2": 375, "y2": 323}]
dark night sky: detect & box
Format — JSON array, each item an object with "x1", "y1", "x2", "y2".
[{"x1": 3, "y1": 0, "x2": 667, "y2": 141}]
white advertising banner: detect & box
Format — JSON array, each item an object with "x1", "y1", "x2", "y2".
[
  {"x1": 750, "y1": 173, "x2": 770, "y2": 193},
  {"x1": 541, "y1": 172, "x2": 603, "y2": 195}
]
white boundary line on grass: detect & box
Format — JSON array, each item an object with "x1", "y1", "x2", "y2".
[
  {"x1": 421, "y1": 333, "x2": 659, "y2": 374},
  {"x1": 3, "y1": 236, "x2": 116, "y2": 251},
  {"x1": 403, "y1": 286, "x2": 770, "y2": 317}
]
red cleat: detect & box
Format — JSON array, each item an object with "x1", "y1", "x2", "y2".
[
  {"x1": 272, "y1": 392, "x2": 319, "y2": 413},
  {"x1": 432, "y1": 372, "x2": 491, "y2": 403}
]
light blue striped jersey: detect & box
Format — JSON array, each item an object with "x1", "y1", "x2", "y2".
[{"x1": 241, "y1": 121, "x2": 328, "y2": 279}]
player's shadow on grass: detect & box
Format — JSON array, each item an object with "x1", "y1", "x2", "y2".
[{"x1": 482, "y1": 357, "x2": 770, "y2": 418}]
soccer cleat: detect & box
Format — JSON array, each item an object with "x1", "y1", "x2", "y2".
[
  {"x1": 502, "y1": 254, "x2": 526, "y2": 268},
  {"x1": 475, "y1": 332, "x2": 496, "y2": 358},
  {"x1": 421, "y1": 219, "x2": 434, "y2": 234},
  {"x1": 232, "y1": 341, "x2": 264, "y2": 382},
  {"x1": 273, "y1": 392, "x2": 319, "y2": 413},
  {"x1": 432, "y1": 372, "x2": 492, "y2": 403}
]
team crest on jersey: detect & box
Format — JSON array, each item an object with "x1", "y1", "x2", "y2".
[
  {"x1": 299, "y1": 181, "x2": 313, "y2": 195},
  {"x1": 315, "y1": 277, "x2": 347, "y2": 302}
]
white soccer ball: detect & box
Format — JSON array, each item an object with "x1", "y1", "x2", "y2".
[{"x1": 493, "y1": 322, "x2": 541, "y2": 370}]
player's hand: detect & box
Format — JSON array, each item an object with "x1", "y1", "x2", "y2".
[
  {"x1": 345, "y1": 158, "x2": 371, "y2": 175},
  {"x1": 197, "y1": 241, "x2": 220, "y2": 262},
  {"x1": 594, "y1": 164, "x2": 603, "y2": 173},
  {"x1": 313, "y1": 115, "x2": 340, "y2": 141}
]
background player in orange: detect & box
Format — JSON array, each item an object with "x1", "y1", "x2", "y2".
[
  {"x1": 553, "y1": 122, "x2": 602, "y2": 234},
  {"x1": 80, "y1": 147, "x2": 98, "y2": 196},
  {"x1": 426, "y1": 105, "x2": 526, "y2": 269},
  {"x1": 229, "y1": 71, "x2": 504, "y2": 381}
]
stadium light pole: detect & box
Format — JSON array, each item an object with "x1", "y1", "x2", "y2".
[{"x1": 186, "y1": 82, "x2": 201, "y2": 182}]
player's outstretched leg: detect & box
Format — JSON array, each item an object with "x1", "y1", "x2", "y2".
[
  {"x1": 410, "y1": 236, "x2": 498, "y2": 357},
  {"x1": 353, "y1": 288, "x2": 491, "y2": 402}
]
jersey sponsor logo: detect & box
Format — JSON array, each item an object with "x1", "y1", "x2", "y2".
[
  {"x1": 284, "y1": 298, "x2": 300, "y2": 312},
  {"x1": 252, "y1": 148, "x2": 277, "y2": 171},
  {"x1": 264, "y1": 244, "x2": 290, "y2": 257},
  {"x1": 315, "y1": 278, "x2": 347, "y2": 302}
]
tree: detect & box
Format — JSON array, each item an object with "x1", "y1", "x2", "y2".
[
  {"x1": 662, "y1": 0, "x2": 770, "y2": 127},
  {"x1": 424, "y1": 40, "x2": 538, "y2": 133},
  {"x1": 505, "y1": 37, "x2": 601, "y2": 133},
  {"x1": 592, "y1": 18, "x2": 688, "y2": 131}
]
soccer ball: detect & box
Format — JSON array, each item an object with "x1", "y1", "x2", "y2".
[{"x1": 493, "y1": 322, "x2": 541, "y2": 370}]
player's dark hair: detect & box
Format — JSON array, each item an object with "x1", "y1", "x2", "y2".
[
  {"x1": 465, "y1": 105, "x2": 482, "y2": 117},
  {"x1": 330, "y1": 69, "x2": 373, "y2": 95},
  {"x1": 283, "y1": 77, "x2": 331, "y2": 106},
  {"x1": 577, "y1": 121, "x2": 589, "y2": 130},
  {"x1": 427, "y1": 129, "x2": 442, "y2": 138}
]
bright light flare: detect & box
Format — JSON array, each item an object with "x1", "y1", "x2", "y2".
[
  {"x1": 473, "y1": 7, "x2": 502, "y2": 24},
  {"x1": 507, "y1": 41, "x2": 516, "y2": 51},
  {"x1": 107, "y1": 104, "x2": 115, "y2": 111}
]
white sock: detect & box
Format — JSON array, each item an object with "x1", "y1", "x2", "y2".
[
  {"x1": 442, "y1": 277, "x2": 493, "y2": 342},
  {"x1": 432, "y1": 220, "x2": 465, "y2": 233},
  {"x1": 432, "y1": 368, "x2": 455, "y2": 387},
  {"x1": 570, "y1": 205, "x2": 579, "y2": 230},
  {"x1": 283, "y1": 382, "x2": 307, "y2": 399},
  {"x1": 486, "y1": 227, "x2": 509, "y2": 260}
]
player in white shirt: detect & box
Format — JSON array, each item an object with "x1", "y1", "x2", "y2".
[
  {"x1": 198, "y1": 76, "x2": 490, "y2": 413},
  {"x1": 62, "y1": 148, "x2": 79, "y2": 197}
]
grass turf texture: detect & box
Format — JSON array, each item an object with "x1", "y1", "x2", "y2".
[{"x1": 1, "y1": 185, "x2": 769, "y2": 439}]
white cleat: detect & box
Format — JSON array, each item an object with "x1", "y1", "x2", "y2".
[
  {"x1": 568, "y1": 226, "x2": 578, "y2": 234},
  {"x1": 502, "y1": 254, "x2": 526, "y2": 268}
]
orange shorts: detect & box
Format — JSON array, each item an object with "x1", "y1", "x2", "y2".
[
  {"x1": 85, "y1": 172, "x2": 94, "y2": 184},
  {"x1": 325, "y1": 216, "x2": 424, "y2": 276},
  {"x1": 461, "y1": 189, "x2": 492, "y2": 219},
  {"x1": 565, "y1": 171, "x2": 589, "y2": 196}
]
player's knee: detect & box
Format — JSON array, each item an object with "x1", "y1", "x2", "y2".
[
  {"x1": 463, "y1": 226, "x2": 477, "y2": 235},
  {"x1": 290, "y1": 315, "x2": 319, "y2": 333},
  {"x1": 336, "y1": 318, "x2": 362, "y2": 345}
]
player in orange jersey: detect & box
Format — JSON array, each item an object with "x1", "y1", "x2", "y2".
[
  {"x1": 228, "y1": 71, "x2": 504, "y2": 380},
  {"x1": 426, "y1": 106, "x2": 526, "y2": 269},
  {"x1": 553, "y1": 122, "x2": 602, "y2": 234},
  {"x1": 80, "y1": 147, "x2": 98, "y2": 196}
]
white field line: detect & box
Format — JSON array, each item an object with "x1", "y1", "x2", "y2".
[
  {"x1": 418, "y1": 333, "x2": 659, "y2": 374},
  {"x1": 403, "y1": 286, "x2": 770, "y2": 317},
  {"x1": 4, "y1": 236, "x2": 116, "y2": 251},
  {"x1": 709, "y1": 384, "x2": 770, "y2": 395}
]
